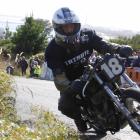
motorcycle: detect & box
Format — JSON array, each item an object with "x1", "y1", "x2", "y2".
[{"x1": 79, "y1": 53, "x2": 140, "y2": 135}]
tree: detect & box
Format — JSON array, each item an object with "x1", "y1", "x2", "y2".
[
  {"x1": 12, "y1": 16, "x2": 52, "y2": 55},
  {"x1": 109, "y1": 35, "x2": 140, "y2": 50},
  {"x1": 130, "y1": 34, "x2": 140, "y2": 50},
  {"x1": 4, "y1": 24, "x2": 12, "y2": 39}
]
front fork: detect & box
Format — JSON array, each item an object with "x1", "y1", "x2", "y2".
[{"x1": 93, "y1": 72, "x2": 140, "y2": 135}]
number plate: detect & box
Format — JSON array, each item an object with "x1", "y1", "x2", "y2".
[{"x1": 100, "y1": 55, "x2": 125, "y2": 80}]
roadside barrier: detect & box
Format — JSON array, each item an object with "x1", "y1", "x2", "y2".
[{"x1": 126, "y1": 67, "x2": 140, "y2": 86}]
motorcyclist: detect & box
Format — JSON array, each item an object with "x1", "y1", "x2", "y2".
[{"x1": 45, "y1": 7, "x2": 133, "y2": 132}]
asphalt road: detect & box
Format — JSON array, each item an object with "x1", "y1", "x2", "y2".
[{"x1": 14, "y1": 76, "x2": 140, "y2": 140}]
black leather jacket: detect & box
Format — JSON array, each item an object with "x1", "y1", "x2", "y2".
[{"x1": 45, "y1": 28, "x2": 121, "y2": 91}]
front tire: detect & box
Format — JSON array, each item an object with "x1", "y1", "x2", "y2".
[{"x1": 122, "y1": 87, "x2": 140, "y2": 131}]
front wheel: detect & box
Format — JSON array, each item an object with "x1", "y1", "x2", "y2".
[{"x1": 122, "y1": 87, "x2": 140, "y2": 133}]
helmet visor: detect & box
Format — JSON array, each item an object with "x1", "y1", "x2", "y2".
[{"x1": 56, "y1": 23, "x2": 80, "y2": 36}]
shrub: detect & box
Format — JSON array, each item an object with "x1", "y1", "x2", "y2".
[
  {"x1": 0, "y1": 71, "x2": 14, "y2": 97},
  {"x1": 0, "y1": 70, "x2": 16, "y2": 121}
]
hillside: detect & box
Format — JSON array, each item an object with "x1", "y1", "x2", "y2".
[{"x1": 83, "y1": 25, "x2": 140, "y2": 40}]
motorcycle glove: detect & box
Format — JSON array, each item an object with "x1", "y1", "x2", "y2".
[{"x1": 118, "y1": 45, "x2": 133, "y2": 58}]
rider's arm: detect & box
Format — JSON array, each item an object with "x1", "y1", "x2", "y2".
[
  {"x1": 53, "y1": 70, "x2": 71, "y2": 92},
  {"x1": 92, "y1": 35, "x2": 133, "y2": 57},
  {"x1": 81, "y1": 28, "x2": 132, "y2": 57},
  {"x1": 45, "y1": 41, "x2": 71, "y2": 92},
  {"x1": 84, "y1": 29, "x2": 121, "y2": 54}
]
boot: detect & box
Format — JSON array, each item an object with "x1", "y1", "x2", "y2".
[{"x1": 74, "y1": 118, "x2": 87, "y2": 132}]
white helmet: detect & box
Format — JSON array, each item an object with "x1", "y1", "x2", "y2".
[{"x1": 52, "y1": 7, "x2": 81, "y2": 45}]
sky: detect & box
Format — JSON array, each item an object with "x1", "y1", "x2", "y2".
[{"x1": 0, "y1": 0, "x2": 140, "y2": 31}]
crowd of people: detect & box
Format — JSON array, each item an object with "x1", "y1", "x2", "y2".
[
  {"x1": 0, "y1": 48, "x2": 54, "y2": 80},
  {"x1": 124, "y1": 51, "x2": 140, "y2": 67},
  {"x1": 14, "y1": 54, "x2": 42, "y2": 78}
]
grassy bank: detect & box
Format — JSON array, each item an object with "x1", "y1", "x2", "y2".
[
  {"x1": 0, "y1": 60, "x2": 79, "y2": 140},
  {"x1": 0, "y1": 108, "x2": 79, "y2": 140}
]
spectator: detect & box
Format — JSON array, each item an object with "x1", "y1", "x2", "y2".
[
  {"x1": 19, "y1": 56, "x2": 28, "y2": 76},
  {"x1": 15, "y1": 54, "x2": 21, "y2": 68},
  {"x1": 29, "y1": 57, "x2": 36, "y2": 77},
  {"x1": 124, "y1": 58, "x2": 132, "y2": 67},
  {"x1": 132, "y1": 55, "x2": 140, "y2": 67},
  {"x1": 33, "y1": 61, "x2": 41, "y2": 78},
  {"x1": 34, "y1": 56, "x2": 41, "y2": 66},
  {"x1": 6, "y1": 64, "x2": 14, "y2": 75},
  {"x1": 14, "y1": 52, "x2": 24, "y2": 69}
]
